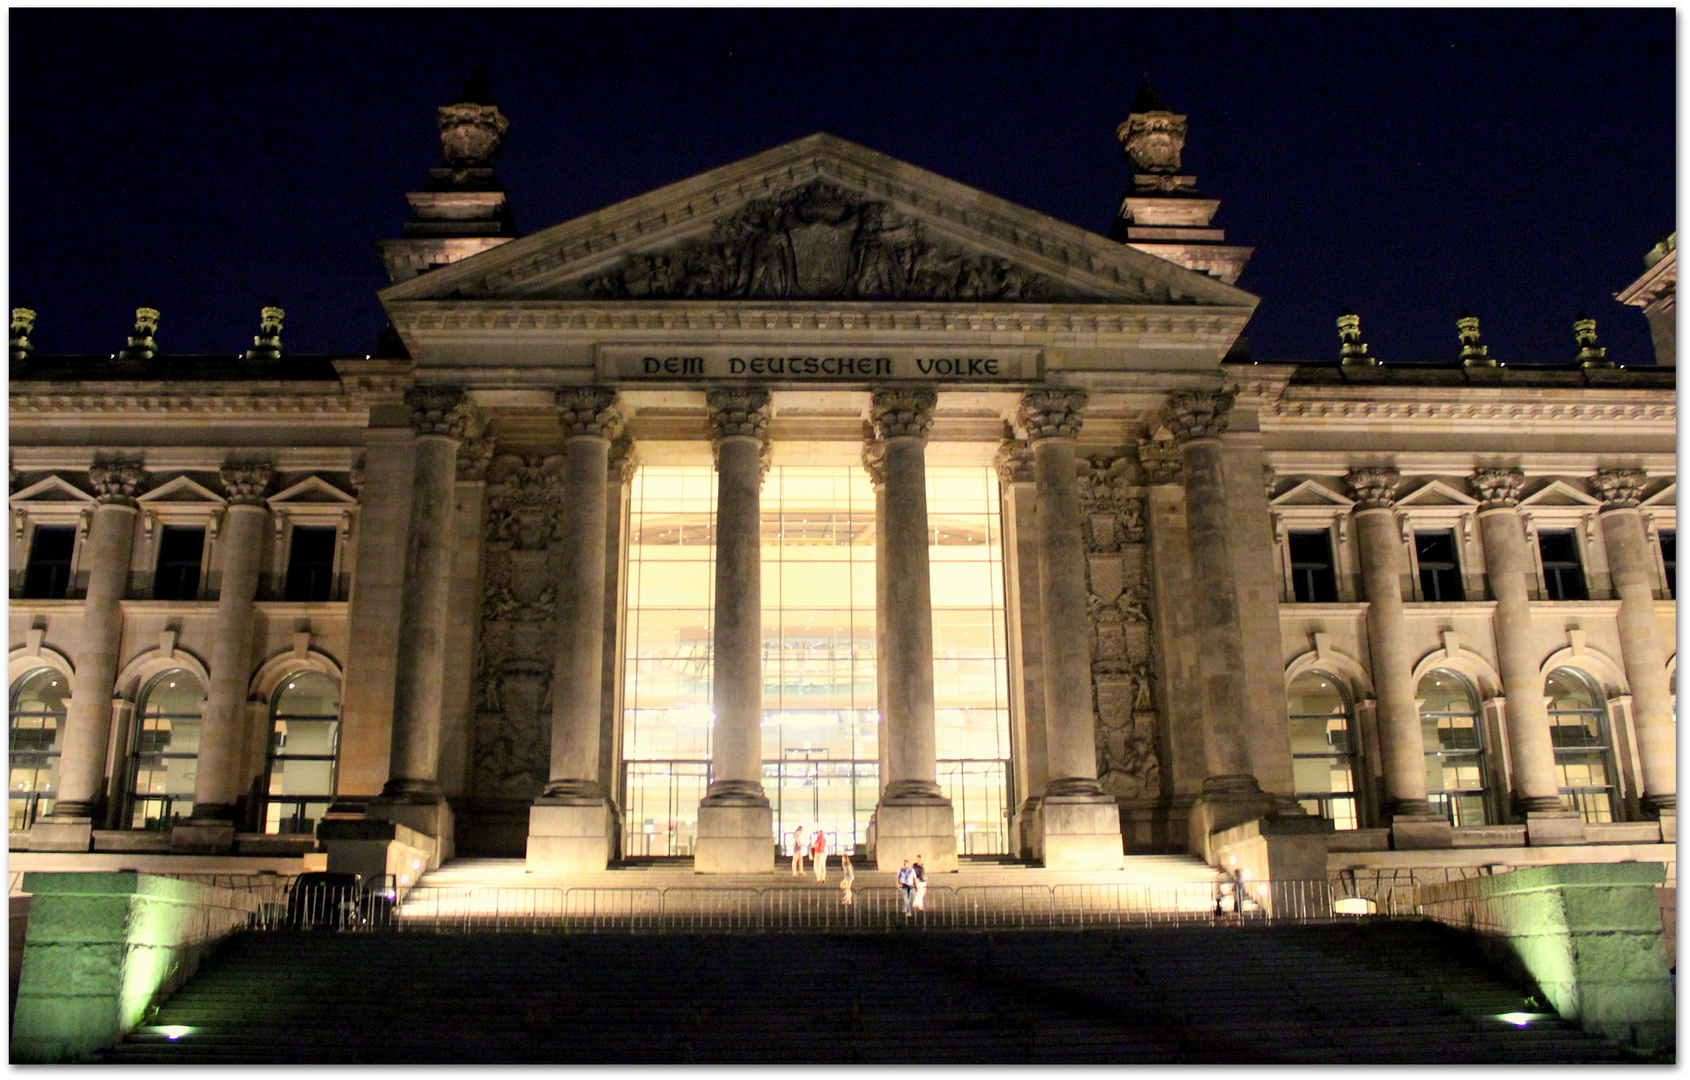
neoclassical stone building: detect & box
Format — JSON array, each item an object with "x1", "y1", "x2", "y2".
[{"x1": 9, "y1": 83, "x2": 1676, "y2": 883}]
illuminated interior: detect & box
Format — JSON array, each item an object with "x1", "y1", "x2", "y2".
[
  {"x1": 8, "y1": 668, "x2": 65, "y2": 830},
  {"x1": 620, "y1": 464, "x2": 1011, "y2": 856},
  {"x1": 128, "y1": 671, "x2": 203, "y2": 829},
  {"x1": 1418, "y1": 669, "x2": 1491, "y2": 825},
  {"x1": 263, "y1": 672, "x2": 341, "y2": 834},
  {"x1": 1285, "y1": 671, "x2": 1358, "y2": 829}
]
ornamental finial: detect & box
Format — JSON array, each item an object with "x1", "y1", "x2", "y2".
[
  {"x1": 1457, "y1": 311, "x2": 1495, "y2": 367},
  {"x1": 1116, "y1": 76, "x2": 1187, "y2": 175},
  {"x1": 1574, "y1": 314, "x2": 1612, "y2": 369},
  {"x1": 439, "y1": 69, "x2": 510, "y2": 169},
  {"x1": 245, "y1": 303, "x2": 284, "y2": 362},
  {"x1": 115, "y1": 305, "x2": 159, "y2": 370},
  {"x1": 1337, "y1": 308, "x2": 1376, "y2": 367},
  {"x1": 10, "y1": 306, "x2": 35, "y2": 368}
]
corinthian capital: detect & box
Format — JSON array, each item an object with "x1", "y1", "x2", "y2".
[
  {"x1": 870, "y1": 388, "x2": 937, "y2": 441},
  {"x1": 1345, "y1": 467, "x2": 1400, "y2": 511},
  {"x1": 1162, "y1": 390, "x2": 1235, "y2": 444},
  {"x1": 456, "y1": 435, "x2": 496, "y2": 482},
  {"x1": 1017, "y1": 389, "x2": 1087, "y2": 442},
  {"x1": 405, "y1": 386, "x2": 476, "y2": 439},
  {"x1": 556, "y1": 387, "x2": 624, "y2": 440},
  {"x1": 88, "y1": 462, "x2": 147, "y2": 505},
  {"x1": 1590, "y1": 468, "x2": 1647, "y2": 511},
  {"x1": 1470, "y1": 467, "x2": 1524, "y2": 509},
  {"x1": 993, "y1": 438, "x2": 1034, "y2": 485},
  {"x1": 220, "y1": 462, "x2": 274, "y2": 507},
  {"x1": 608, "y1": 432, "x2": 640, "y2": 484},
  {"x1": 861, "y1": 435, "x2": 886, "y2": 488},
  {"x1": 706, "y1": 388, "x2": 772, "y2": 444}
]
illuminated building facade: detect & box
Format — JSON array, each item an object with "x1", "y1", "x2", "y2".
[{"x1": 9, "y1": 82, "x2": 1675, "y2": 884}]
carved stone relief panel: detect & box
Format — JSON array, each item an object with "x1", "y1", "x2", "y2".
[
  {"x1": 472, "y1": 454, "x2": 566, "y2": 800},
  {"x1": 1079, "y1": 453, "x2": 1161, "y2": 799}
]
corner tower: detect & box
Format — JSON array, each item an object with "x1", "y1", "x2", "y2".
[
  {"x1": 378, "y1": 71, "x2": 520, "y2": 284},
  {"x1": 1109, "y1": 78, "x2": 1253, "y2": 286}
]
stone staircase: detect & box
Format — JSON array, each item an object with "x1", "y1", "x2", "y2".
[{"x1": 97, "y1": 921, "x2": 1637, "y2": 1063}]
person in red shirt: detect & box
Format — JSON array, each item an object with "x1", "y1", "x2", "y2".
[{"x1": 810, "y1": 827, "x2": 828, "y2": 881}]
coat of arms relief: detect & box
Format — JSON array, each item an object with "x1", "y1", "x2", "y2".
[{"x1": 583, "y1": 180, "x2": 1065, "y2": 303}]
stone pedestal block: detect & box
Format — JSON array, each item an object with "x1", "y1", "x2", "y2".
[
  {"x1": 1187, "y1": 786, "x2": 1276, "y2": 863},
  {"x1": 1390, "y1": 814, "x2": 1454, "y2": 850},
  {"x1": 318, "y1": 817, "x2": 436, "y2": 887},
  {"x1": 1038, "y1": 796, "x2": 1124, "y2": 870},
  {"x1": 1012, "y1": 797, "x2": 1044, "y2": 862},
  {"x1": 366, "y1": 798, "x2": 453, "y2": 868},
  {"x1": 1210, "y1": 816, "x2": 1334, "y2": 897},
  {"x1": 1659, "y1": 810, "x2": 1676, "y2": 844},
  {"x1": 526, "y1": 801, "x2": 614, "y2": 872},
  {"x1": 694, "y1": 802, "x2": 774, "y2": 874},
  {"x1": 26, "y1": 818, "x2": 92, "y2": 853},
  {"x1": 1527, "y1": 811, "x2": 1587, "y2": 846},
  {"x1": 872, "y1": 801, "x2": 957, "y2": 872},
  {"x1": 169, "y1": 820, "x2": 236, "y2": 854}
]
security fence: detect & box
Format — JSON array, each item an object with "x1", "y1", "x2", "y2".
[{"x1": 241, "y1": 877, "x2": 1422, "y2": 935}]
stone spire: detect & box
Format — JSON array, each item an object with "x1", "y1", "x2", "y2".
[
  {"x1": 113, "y1": 305, "x2": 159, "y2": 373},
  {"x1": 1108, "y1": 78, "x2": 1252, "y2": 285},
  {"x1": 377, "y1": 70, "x2": 519, "y2": 284},
  {"x1": 1457, "y1": 311, "x2": 1495, "y2": 367},
  {"x1": 1574, "y1": 313, "x2": 1612, "y2": 369},
  {"x1": 244, "y1": 303, "x2": 284, "y2": 362},
  {"x1": 1337, "y1": 308, "x2": 1377, "y2": 367}
]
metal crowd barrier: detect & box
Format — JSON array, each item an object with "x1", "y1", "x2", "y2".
[{"x1": 237, "y1": 877, "x2": 1425, "y2": 935}]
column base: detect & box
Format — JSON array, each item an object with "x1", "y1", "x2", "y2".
[
  {"x1": 1012, "y1": 796, "x2": 1044, "y2": 862},
  {"x1": 1390, "y1": 814, "x2": 1454, "y2": 850},
  {"x1": 367, "y1": 793, "x2": 454, "y2": 867},
  {"x1": 170, "y1": 819, "x2": 236, "y2": 854},
  {"x1": 1036, "y1": 794, "x2": 1123, "y2": 870},
  {"x1": 27, "y1": 817, "x2": 93, "y2": 852},
  {"x1": 872, "y1": 799, "x2": 956, "y2": 872},
  {"x1": 1187, "y1": 776, "x2": 1275, "y2": 863},
  {"x1": 693, "y1": 800, "x2": 774, "y2": 874},
  {"x1": 526, "y1": 799, "x2": 615, "y2": 872},
  {"x1": 1526, "y1": 810, "x2": 1587, "y2": 846}
]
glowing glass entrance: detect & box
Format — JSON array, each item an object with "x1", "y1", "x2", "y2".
[{"x1": 620, "y1": 464, "x2": 1011, "y2": 857}]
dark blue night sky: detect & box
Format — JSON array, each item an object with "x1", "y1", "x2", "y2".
[{"x1": 9, "y1": 9, "x2": 1675, "y2": 364}]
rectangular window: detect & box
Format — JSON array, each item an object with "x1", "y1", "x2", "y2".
[
  {"x1": 1537, "y1": 529, "x2": 1587, "y2": 601},
  {"x1": 284, "y1": 526, "x2": 338, "y2": 602},
  {"x1": 22, "y1": 525, "x2": 75, "y2": 599},
  {"x1": 1660, "y1": 529, "x2": 1676, "y2": 599},
  {"x1": 153, "y1": 526, "x2": 206, "y2": 601},
  {"x1": 1287, "y1": 529, "x2": 1339, "y2": 603},
  {"x1": 1414, "y1": 529, "x2": 1465, "y2": 602}
]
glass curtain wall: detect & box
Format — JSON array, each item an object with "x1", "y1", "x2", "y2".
[{"x1": 620, "y1": 464, "x2": 1012, "y2": 857}]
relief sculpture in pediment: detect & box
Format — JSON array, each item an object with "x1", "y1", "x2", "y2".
[{"x1": 584, "y1": 180, "x2": 1059, "y2": 302}]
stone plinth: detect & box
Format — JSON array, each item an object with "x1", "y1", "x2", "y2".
[
  {"x1": 26, "y1": 818, "x2": 93, "y2": 853},
  {"x1": 361, "y1": 800, "x2": 452, "y2": 868},
  {"x1": 1416, "y1": 862, "x2": 1673, "y2": 1050},
  {"x1": 168, "y1": 819, "x2": 236, "y2": 854},
  {"x1": 318, "y1": 817, "x2": 436, "y2": 888},
  {"x1": 1210, "y1": 815, "x2": 1334, "y2": 913},
  {"x1": 1187, "y1": 783, "x2": 1277, "y2": 864},
  {"x1": 1526, "y1": 811, "x2": 1587, "y2": 847},
  {"x1": 1391, "y1": 815, "x2": 1454, "y2": 850},
  {"x1": 526, "y1": 800, "x2": 615, "y2": 872},
  {"x1": 870, "y1": 802, "x2": 957, "y2": 872},
  {"x1": 1037, "y1": 795, "x2": 1124, "y2": 870},
  {"x1": 694, "y1": 802, "x2": 774, "y2": 874}
]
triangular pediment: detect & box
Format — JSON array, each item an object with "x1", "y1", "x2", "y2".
[
  {"x1": 1641, "y1": 481, "x2": 1676, "y2": 508},
  {"x1": 1396, "y1": 479, "x2": 1479, "y2": 507},
  {"x1": 380, "y1": 133, "x2": 1258, "y2": 310},
  {"x1": 1521, "y1": 479, "x2": 1602, "y2": 508},
  {"x1": 1271, "y1": 479, "x2": 1354, "y2": 508},
  {"x1": 9, "y1": 476, "x2": 95, "y2": 504},
  {"x1": 269, "y1": 477, "x2": 357, "y2": 506},
  {"x1": 136, "y1": 476, "x2": 224, "y2": 505}
]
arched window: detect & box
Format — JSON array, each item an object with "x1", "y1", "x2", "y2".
[
  {"x1": 1546, "y1": 668, "x2": 1617, "y2": 823},
  {"x1": 263, "y1": 672, "x2": 341, "y2": 834},
  {"x1": 1418, "y1": 669, "x2": 1490, "y2": 826},
  {"x1": 1286, "y1": 671, "x2": 1358, "y2": 829},
  {"x1": 129, "y1": 670, "x2": 204, "y2": 829},
  {"x1": 10, "y1": 668, "x2": 68, "y2": 829}
]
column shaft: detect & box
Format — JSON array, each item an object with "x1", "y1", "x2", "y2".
[
  {"x1": 880, "y1": 435, "x2": 941, "y2": 799},
  {"x1": 1352, "y1": 506, "x2": 1432, "y2": 816},
  {"x1": 710, "y1": 434, "x2": 766, "y2": 796},
  {"x1": 1180, "y1": 437, "x2": 1254, "y2": 781},
  {"x1": 1478, "y1": 506, "x2": 1564, "y2": 812},
  {"x1": 1032, "y1": 436, "x2": 1101, "y2": 788},
  {"x1": 193, "y1": 499, "x2": 270, "y2": 817},
  {"x1": 53, "y1": 498, "x2": 140, "y2": 818},
  {"x1": 1600, "y1": 507, "x2": 1676, "y2": 810},
  {"x1": 546, "y1": 434, "x2": 612, "y2": 792}
]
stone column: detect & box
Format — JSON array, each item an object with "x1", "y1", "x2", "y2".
[
  {"x1": 371, "y1": 387, "x2": 476, "y2": 849},
  {"x1": 1018, "y1": 390, "x2": 1122, "y2": 870},
  {"x1": 693, "y1": 389, "x2": 774, "y2": 873},
  {"x1": 870, "y1": 389, "x2": 957, "y2": 872},
  {"x1": 1346, "y1": 467, "x2": 1446, "y2": 847},
  {"x1": 995, "y1": 439, "x2": 1050, "y2": 861},
  {"x1": 861, "y1": 435, "x2": 891, "y2": 859},
  {"x1": 1591, "y1": 469, "x2": 1676, "y2": 817},
  {"x1": 528, "y1": 388, "x2": 624, "y2": 872},
  {"x1": 32, "y1": 464, "x2": 145, "y2": 850},
  {"x1": 1163, "y1": 391, "x2": 1272, "y2": 850},
  {"x1": 1472, "y1": 468, "x2": 1581, "y2": 843},
  {"x1": 178, "y1": 464, "x2": 274, "y2": 849},
  {"x1": 439, "y1": 435, "x2": 494, "y2": 802}
]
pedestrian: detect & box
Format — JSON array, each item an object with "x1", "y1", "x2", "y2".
[
  {"x1": 912, "y1": 854, "x2": 928, "y2": 913},
  {"x1": 790, "y1": 824, "x2": 806, "y2": 876},
  {"x1": 811, "y1": 827, "x2": 828, "y2": 882},
  {"x1": 896, "y1": 859, "x2": 917, "y2": 917},
  {"x1": 840, "y1": 854, "x2": 855, "y2": 907}
]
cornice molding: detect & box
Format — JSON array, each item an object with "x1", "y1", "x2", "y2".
[
  {"x1": 1262, "y1": 399, "x2": 1673, "y2": 424},
  {"x1": 10, "y1": 393, "x2": 360, "y2": 416}
]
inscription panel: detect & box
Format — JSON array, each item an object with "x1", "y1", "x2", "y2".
[{"x1": 598, "y1": 345, "x2": 1040, "y2": 384}]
